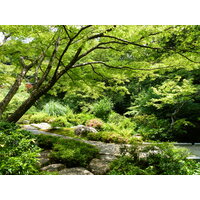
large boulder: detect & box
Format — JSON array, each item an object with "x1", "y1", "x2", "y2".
[
  {"x1": 59, "y1": 167, "x2": 93, "y2": 175},
  {"x1": 74, "y1": 125, "x2": 97, "y2": 136}
]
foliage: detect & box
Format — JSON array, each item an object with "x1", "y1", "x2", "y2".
[
  {"x1": 0, "y1": 121, "x2": 41, "y2": 175},
  {"x1": 86, "y1": 118, "x2": 103, "y2": 129},
  {"x1": 34, "y1": 134, "x2": 99, "y2": 168},
  {"x1": 42, "y1": 100, "x2": 71, "y2": 116},
  {"x1": 108, "y1": 142, "x2": 200, "y2": 175},
  {"x1": 66, "y1": 113, "x2": 96, "y2": 126},
  {"x1": 91, "y1": 97, "x2": 114, "y2": 121},
  {"x1": 86, "y1": 131, "x2": 142, "y2": 144}
]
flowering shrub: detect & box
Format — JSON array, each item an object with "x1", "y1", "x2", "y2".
[{"x1": 86, "y1": 118, "x2": 103, "y2": 129}]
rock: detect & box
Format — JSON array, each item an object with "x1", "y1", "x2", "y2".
[
  {"x1": 41, "y1": 164, "x2": 66, "y2": 172},
  {"x1": 88, "y1": 158, "x2": 110, "y2": 175},
  {"x1": 99, "y1": 154, "x2": 117, "y2": 162},
  {"x1": 74, "y1": 125, "x2": 97, "y2": 136},
  {"x1": 31, "y1": 123, "x2": 52, "y2": 130},
  {"x1": 23, "y1": 120, "x2": 30, "y2": 124},
  {"x1": 22, "y1": 124, "x2": 38, "y2": 130},
  {"x1": 37, "y1": 150, "x2": 51, "y2": 166},
  {"x1": 59, "y1": 167, "x2": 93, "y2": 175}
]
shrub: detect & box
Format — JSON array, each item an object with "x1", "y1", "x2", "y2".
[
  {"x1": 67, "y1": 113, "x2": 95, "y2": 126},
  {"x1": 108, "y1": 142, "x2": 200, "y2": 175},
  {"x1": 86, "y1": 131, "x2": 141, "y2": 144},
  {"x1": 86, "y1": 118, "x2": 103, "y2": 129},
  {"x1": 51, "y1": 116, "x2": 72, "y2": 127},
  {"x1": 91, "y1": 97, "x2": 113, "y2": 121},
  {"x1": 35, "y1": 134, "x2": 99, "y2": 168},
  {"x1": 35, "y1": 134, "x2": 60, "y2": 150},
  {"x1": 0, "y1": 122, "x2": 41, "y2": 175}
]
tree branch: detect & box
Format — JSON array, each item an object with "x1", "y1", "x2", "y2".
[
  {"x1": 177, "y1": 52, "x2": 200, "y2": 63},
  {"x1": 72, "y1": 61, "x2": 177, "y2": 71}
]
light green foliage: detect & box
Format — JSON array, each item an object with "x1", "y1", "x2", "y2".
[
  {"x1": 42, "y1": 100, "x2": 71, "y2": 116},
  {"x1": 149, "y1": 78, "x2": 197, "y2": 109},
  {"x1": 0, "y1": 121, "x2": 41, "y2": 175},
  {"x1": 108, "y1": 142, "x2": 200, "y2": 175},
  {"x1": 66, "y1": 113, "x2": 95, "y2": 126},
  {"x1": 0, "y1": 85, "x2": 30, "y2": 115},
  {"x1": 86, "y1": 131, "x2": 141, "y2": 144}
]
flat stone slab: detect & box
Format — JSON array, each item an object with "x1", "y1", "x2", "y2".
[
  {"x1": 59, "y1": 167, "x2": 93, "y2": 175},
  {"x1": 31, "y1": 123, "x2": 52, "y2": 130},
  {"x1": 37, "y1": 150, "x2": 52, "y2": 167},
  {"x1": 89, "y1": 158, "x2": 110, "y2": 175},
  {"x1": 22, "y1": 125, "x2": 38, "y2": 130},
  {"x1": 41, "y1": 164, "x2": 66, "y2": 172},
  {"x1": 99, "y1": 154, "x2": 117, "y2": 162}
]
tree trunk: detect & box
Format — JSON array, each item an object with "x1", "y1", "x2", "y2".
[
  {"x1": 0, "y1": 67, "x2": 28, "y2": 119},
  {"x1": 7, "y1": 79, "x2": 57, "y2": 123}
]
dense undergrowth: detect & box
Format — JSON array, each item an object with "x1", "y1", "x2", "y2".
[{"x1": 108, "y1": 142, "x2": 200, "y2": 175}]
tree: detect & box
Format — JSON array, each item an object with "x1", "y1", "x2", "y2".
[{"x1": 0, "y1": 25, "x2": 199, "y2": 122}]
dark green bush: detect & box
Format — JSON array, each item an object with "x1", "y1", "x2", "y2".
[
  {"x1": 35, "y1": 134, "x2": 99, "y2": 168},
  {"x1": 91, "y1": 97, "x2": 113, "y2": 121},
  {"x1": 108, "y1": 142, "x2": 200, "y2": 175},
  {"x1": 0, "y1": 122, "x2": 41, "y2": 175},
  {"x1": 50, "y1": 138, "x2": 99, "y2": 167},
  {"x1": 35, "y1": 134, "x2": 60, "y2": 149}
]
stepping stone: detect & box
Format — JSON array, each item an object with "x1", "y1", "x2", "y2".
[
  {"x1": 31, "y1": 123, "x2": 52, "y2": 130},
  {"x1": 99, "y1": 154, "x2": 117, "y2": 162},
  {"x1": 22, "y1": 125, "x2": 38, "y2": 130},
  {"x1": 59, "y1": 167, "x2": 93, "y2": 175},
  {"x1": 37, "y1": 150, "x2": 51, "y2": 167},
  {"x1": 41, "y1": 164, "x2": 65, "y2": 172},
  {"x1": 89, "y1": 158, "x2": 110, "y2": 175}
]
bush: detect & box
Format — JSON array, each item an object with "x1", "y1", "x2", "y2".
[
  {"x1": 51, "y1": 116, "x2": 72, "y2": 128},
  {"x1": 86, "y1": 118, "x2": 103, "y2": 129},
  {"x1": 0, "y1": 122, "x2": 41, "y2": 175},
  {"x1": 86, "y1": 131, "x2": 141, "y2": 144},
  {"x1": 67, "y1": 113, "x2": 95, "y2": 126},
  {"x1": 91, "y1": 97, "x2": 113, "y2": 121},
  {"x1": 35, "y1": 134, "x2": 99, "y2": 168},
  {"x1": 108, "y1": 142, "x2": 200, "y2": 175}
]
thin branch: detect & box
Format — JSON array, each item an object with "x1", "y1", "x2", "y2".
[
  {"x1": 100, "y1": 35, "x2": 161, "y2": 50},
  {"x1": 139, "y1": 26, "x2": 178, "y2": 41},
  {"x1": 66, "y1": 71, "x2": 75, "y2": 84},
  {"x1": 88, "y1": 26, "x2": 116, "y2": 40},
  {"x1": 62, "y1": 25, "x2": 71, "y2": 40},
  {"x1": 72, "y1": 61, "x2": 177, "y2": 71},
  {"x1": 78, "y1": 41, "x2": 127, "y2": 60},
  {"x1": 72, "y1": 25, "x2": 92, "y2": 40},
  {"x1": 177, "y1": 52, "x2": 200, "y2": 63},
  {"x1": 90, "y1": 64, "x2": 108, "y2": 80}
]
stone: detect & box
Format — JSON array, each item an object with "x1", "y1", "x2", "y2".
[
  {"x1": 23, "y1": 120, "x2": 30, "y2": 124},
  {"x1": 22, "y1": 124, "x2": 38, "y2": 130},
  {"x1": 41, "y1": 164, "x2": 66, "y2": 172},
  {"x1": 74, "y1": 125, "x2": 97, "y2": 136},
  {"x1": 99, "y1": 154, "x2": 117, "y2": 162},
  {"x1": 31, "y1": 123, "x2": 52, "y2": 130},
  {"x1": 88, "y1": 158, "x2": 110, "y2": 175},
  {"x1": 59, "y1": 167, "x2": 93, "y2": 175},
  {"x1": 37, "y1": 150, "x2": 51, "y2": 167}
]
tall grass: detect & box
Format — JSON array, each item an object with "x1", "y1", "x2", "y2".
[{"x1": 42, "y1": 100, "x2": 72, "y2": 116}]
